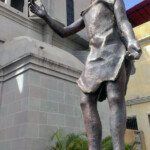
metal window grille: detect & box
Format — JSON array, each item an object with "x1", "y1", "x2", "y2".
[
  {"x1": 126, "y1": 117, "x2": 138, "y2": 130},
  {"x1": 66, "y1": 0, "x2": 74, "y2": 25},
  {"x1": 11, "y1": 0, "x2": 24, "y2": 12}
]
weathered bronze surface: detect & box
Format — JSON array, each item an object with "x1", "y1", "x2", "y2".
[{"x1": 29, "y1": 0, "x2": 142, "y2": 149}]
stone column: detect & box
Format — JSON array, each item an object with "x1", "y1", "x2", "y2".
[
  {"x1": 23, "y1": 0, "x2": 28, "y2": 17},
  {"x1": 42, "y1": 24, "x2": 53, "y2": 44}
]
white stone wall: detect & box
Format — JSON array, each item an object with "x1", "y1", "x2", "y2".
[
  {"x1": 0, "y1": 0, "x2": 89, "y2": 55},
  {"x1": 0, "y1": 69, "x2": 85, "y2": 150},
  {"x1": 0, "y1": 0, "x2": 111, "y2": 148},
  {"x1": 0, "y1": 37, "x2": 86, "y2": 150}
]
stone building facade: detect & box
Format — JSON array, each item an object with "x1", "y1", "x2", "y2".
[
  {"x1": 0, "y1": 1, "x2": 110, "y2": 150},
  {"x1": 125, "y1": 2, "x2": 150, "y2": 149},
  {"x1": 126, "y1": 21, "x2": 150, "y2": 150}
]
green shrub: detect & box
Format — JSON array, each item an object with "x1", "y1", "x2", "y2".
[
  {"x1": 48, "y1": 129, "x2": 88, "y2": 150},
  {"x1": 102, "y1": 136, "x2": 113, "y2": 150},
  {"x1": 101, "y1": 136, "x2": 139, "y2": 150},
  {"x1": 48, "y1": 129, "x2": 139, "y2": 150}
]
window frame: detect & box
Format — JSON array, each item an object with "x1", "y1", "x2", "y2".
[
  {"x1": 0, "y1": 0, "x2": 28, "y2": 17},
  {"x1": 10, "y1": 0, "x2": 25, "y2": 13},
  {"x1": 0, "y1": 0, "x2": 7, "y2": 4},
  {"x1": 66, "y1": 0, "x2": 74, "y2": 26},
  {"x1": 126, "y1": 115, "x2": 138, "y2": 130}
]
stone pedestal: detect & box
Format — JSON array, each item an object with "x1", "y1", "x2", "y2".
[{"x1": 0, "y1": 37, "x2": 85, "y2": 150}]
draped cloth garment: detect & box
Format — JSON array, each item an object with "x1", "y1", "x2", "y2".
[{"x1": 77, "y1": 0, "x2": 128, "y2": 101}]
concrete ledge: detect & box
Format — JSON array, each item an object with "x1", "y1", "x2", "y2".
[
  {"x1": 0, "y1": 53, "x2": 82, "y2": 83},
  {"x1": 138, "y1": 35, "x2": 150, "y2": 45},
  {"x1": 0, "y1": 36, "x2": 84, "y2": 84},
  {"x1": 0, "y1": 36, "x2": 84, "y2": 70},
  {"x1": 126, "y1": 96, "x2": 150, "y2": 106}
]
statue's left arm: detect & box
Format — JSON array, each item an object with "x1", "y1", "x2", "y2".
[{"x1": 114, "y1": 0, "x2": 142, "y2": 60}]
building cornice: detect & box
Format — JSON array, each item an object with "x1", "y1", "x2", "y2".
[
  {"x1": 0, "y1": 53, "x2": 82, "y2": 84},
  {"x1": 138, "y1": 35, "x2": 150, "y2": 45},
  {"x1": 126, "y1": 96, "x2": 150, "y2": 106}
]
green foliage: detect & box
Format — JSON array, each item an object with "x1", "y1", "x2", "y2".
[
  {"x1": 48, "y1": 129, "x2": 88, "y2": 150},
  {"x1": 102, "y1": 136, "x2": 113, "y2": 150},
  {"x1": 125, "y1": 141, "x2": 140, "y2": 150},
  {"x1": 48, "y1": 129, "x2": 139, "y2": 150},
  {"x1": 101, "y1": 136, "x2": 139, "y2": 150}
]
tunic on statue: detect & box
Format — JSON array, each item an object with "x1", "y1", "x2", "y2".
[{"x1": 77, "y1": 0, "x2": 127, "y2": 101}]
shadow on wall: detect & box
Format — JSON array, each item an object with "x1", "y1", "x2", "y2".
[{"x1": 73, "y1": 50, "x2": 89, "y2": 64}]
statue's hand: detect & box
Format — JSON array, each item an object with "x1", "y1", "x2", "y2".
[
  {"x1": 29, "y1": 0, "x2": 47, "y2": 18},
  {"x1": 126, "y1": 41, "x2": 142, "y2": 60}
]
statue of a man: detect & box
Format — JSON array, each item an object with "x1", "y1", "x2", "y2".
[{"x1": 29, "y1": 0, "x2": 142, "y2": 149}]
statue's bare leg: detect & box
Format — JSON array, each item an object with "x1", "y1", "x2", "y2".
[
  {"x1": 107, "y1": 62, "x2": 127, "y2": 150},
  {"x1": 80, "y1": 92, "x2": 102, "y2": 150}
]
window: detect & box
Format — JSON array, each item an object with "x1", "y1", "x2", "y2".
[
  {"x1": 126, "y1": 117, "x2": 138, "y2": 130},
  {"x1": 0, "y1": 0, "x2": 6, "y2": 3},
  {"x1": 0, "y1": 0, "x2": 29, "y2": 17},
  {"x1": 11, "y1": 0, "x2": 24, "y2": 12},
  {"x1": 66, "y1": 0, "x2": 74, "y2": 25}
]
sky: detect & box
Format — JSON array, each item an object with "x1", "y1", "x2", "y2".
[{"x1": 124, "y1": 0, "x2": 143, "y2": 10}]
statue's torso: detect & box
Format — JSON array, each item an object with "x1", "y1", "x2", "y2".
[
  {"x1": 81, "y1": 0, "x2": 125, "y2": 61},
  {"x1": 77, "y1": 0, "x2": 126, "y2": 94},
  {"x1": 83, "y1": 1, "x2": 116, "y2": 40}
]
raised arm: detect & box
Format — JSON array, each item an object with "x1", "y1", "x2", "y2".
[
  {"x1": 114, "y1": 0, "x2": 142, "y2": 60},
  {"x1": 29, "y1": 0, "x2": 85, "y2": 38},
  {"x1": 44, "y1": 17, "x2": 85, "y2": 38}
]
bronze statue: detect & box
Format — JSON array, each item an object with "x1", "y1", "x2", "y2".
[{"x1": 29, "y1": 0, "x2": 142, "y2": 149}]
